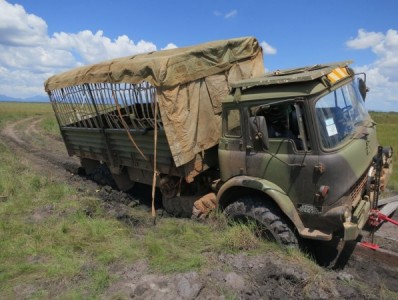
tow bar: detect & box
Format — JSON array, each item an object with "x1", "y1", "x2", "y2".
[
  {"x1": 360, "y1": 146, "x2": 398, "y2": 250},
  {"x1": 370, "y1": 209, "x2": 398, "y2": 226},
  {"x1": 361, "y1": 208, "x2": 398, "y2": 250},
  {"x1": 360, "y1": 194, "x2": 398, "y2": 250},
  {"x1": 355, "y1": 204, "x2": 398, "y2": 268}
]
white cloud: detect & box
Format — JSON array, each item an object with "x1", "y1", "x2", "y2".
[
  {"x1": 347, "y1": 29, "x2": 398, "y2": 111},
  {"x1": 346, "y1": 29, "x2": 384, "y2": 49},
  {"x1": 225, "y1": 10, "x2": 237, "y2": 19},
  {"x1": 50, "y1": 30, "x2": 157, "y2": 64},
  {"x1": 0, "y1": 0, "x2": 169, "y2": 98},
  {"x1": 162, "y1": 43, "x2": 178, "y2": 50},
  {"x1": 0, "y1": 65, "x2": 51, "y2": 98},
  {"x1": 0, "y1": 45, "x2": 76, "y2": 72},
  {"x1": 260, "y1": 41, "x2": 277, "y2": 55},
  {"x1": 213, "y1": 9, "x2": 238, "y2": 19},
  {"x1": 0, "y1": 0, "x2": 48, "y2": 47}
]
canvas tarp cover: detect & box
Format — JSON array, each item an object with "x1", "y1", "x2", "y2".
[{"x1": 45, "y1": 37, "x2": 264, "y2": 167}]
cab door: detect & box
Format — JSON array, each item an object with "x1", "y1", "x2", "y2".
[
  {"x1": 218, "y1": 107, "x2": 247, "y2": 182},
  {"x1": 244, "y1": 102, "x2": 319, "y2": 208}
]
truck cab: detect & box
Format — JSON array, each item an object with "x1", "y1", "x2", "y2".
[{"x1": 217, "y1": 61, "x2": 393, "y2": 244}]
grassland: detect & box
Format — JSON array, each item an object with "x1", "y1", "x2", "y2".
[
  {"x1": 369, "y1": 111, "x2": 398, "y2": 191},
  {"x1": 0, "y1": 102, "x2": 397, "y2": 298}
]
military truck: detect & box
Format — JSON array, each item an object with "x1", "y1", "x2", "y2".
[{"x1": 45, "y1": 37, "x2": 393, "y2": 246}]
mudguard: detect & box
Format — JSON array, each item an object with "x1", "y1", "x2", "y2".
[{"x1": 217, "y1": 175, "x2": 305, "y2": 232}]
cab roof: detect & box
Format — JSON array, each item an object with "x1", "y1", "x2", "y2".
[{"x1": 230, "y1": 60, "x2": 353, "y2": 89}]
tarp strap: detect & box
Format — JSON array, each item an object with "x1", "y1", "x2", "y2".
[
  {"x1": 112, "y1": 90, "x2": 148, "y2": 161},
  {"x1": 152, "y1": 100, "x2": 159, "y2": 223}
]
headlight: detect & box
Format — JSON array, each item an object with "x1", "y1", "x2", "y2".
[{"x1": 344, "y1": 207, "x2": 352, "y2": 222}]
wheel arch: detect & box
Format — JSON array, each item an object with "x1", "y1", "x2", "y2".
[{"x1": 217, "y1": 176, "x2": 305, "y2": 232}]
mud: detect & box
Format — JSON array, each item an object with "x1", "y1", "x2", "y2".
[{"x1": 1, "y1": 116, "x2": 398, "y2": 299}]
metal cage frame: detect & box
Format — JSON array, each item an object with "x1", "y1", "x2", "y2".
[{"x1": 49, "y1": 81, "x2": 163, "y2": 131}]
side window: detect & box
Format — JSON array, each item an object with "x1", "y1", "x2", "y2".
[
  {"x1": 225, "y1": 109, "x2": 241, "y2": 137},
  {"x1": 250, "y1": 103, "x2": 308, "y2": 151}
]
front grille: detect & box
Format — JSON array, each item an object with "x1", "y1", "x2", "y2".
[{"x1": 349, "y1": 171, "x2": 368, "y2": 207}]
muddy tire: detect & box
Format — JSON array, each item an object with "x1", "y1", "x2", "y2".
[
  {"x1": 224, "y1": 196, "x2": 299, "y2": 247},
  {"x1": 162, "y1": 195, "x2": 198, "y2": 218},
  {"x1": 81, "y1": 159, "x2": 117, "y2": 188}
]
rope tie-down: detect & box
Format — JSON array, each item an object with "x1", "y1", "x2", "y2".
[
  {"x1": 112, "y1": 90, "x2": 159, "y2": 223},
  {"x1": 151, "y1": 97, "x2": 159, "y2": 224}
]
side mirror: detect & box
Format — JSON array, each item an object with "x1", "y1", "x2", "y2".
[
  {"x1": 249, "y1": 116, "x2": 269, "y2": 150},
  {"x1": 358, "y1": 77, "x2": 368, "y2": 101}
]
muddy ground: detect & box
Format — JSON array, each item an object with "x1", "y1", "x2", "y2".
[{"x1": 1, "y1": 116, "x2": 397, "y2": 299}]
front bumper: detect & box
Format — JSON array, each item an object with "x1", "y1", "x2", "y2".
[{"x1": 343, "y1": 199, "x2": 371, "y2": 241}]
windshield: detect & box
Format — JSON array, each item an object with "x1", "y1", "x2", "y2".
[{"x1": 315, "y1": 80, "x2": 370, "y2": 149}]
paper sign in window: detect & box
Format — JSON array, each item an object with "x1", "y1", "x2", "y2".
[{"x1": 325, "y1": 118, "x2": 338, "y2": 136}]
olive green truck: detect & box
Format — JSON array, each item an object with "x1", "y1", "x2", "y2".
[{"x1": 45, "y1": 37, "x2": 393, "y2": 246}]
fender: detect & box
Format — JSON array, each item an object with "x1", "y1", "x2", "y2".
[{"x1": 217, "y1": 175, "x2": 305, "y2": 232}]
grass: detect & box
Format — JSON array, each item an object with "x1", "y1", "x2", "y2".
[
  {"x1": 370, "y1": 111, "x2": 398, "y2": 191},
  {"x1": 0, "y1": 103, "x2": 141, "y2": 297},
  {"x1": 0, "y1": 102, "x2": 397, "y2": 298},
  {"x1": 0, "y1": 102, "x2": 53, "y2": 127},
  {"x1": 0, "y1": 144, "x2": 143, "y2": 298},
  {"x1": 40, "y1": 116, "x2": 60, "y2": 137}
]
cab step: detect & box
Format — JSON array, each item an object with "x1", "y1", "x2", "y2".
[{"x1": 299, "y1": 228, "x2": 332, "y2": 241}]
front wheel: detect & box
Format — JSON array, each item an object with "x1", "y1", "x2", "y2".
[{"x1": 224, "y1": 196, "x2": 299, "y2": 247}]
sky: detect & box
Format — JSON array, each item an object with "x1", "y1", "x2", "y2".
[{"x1": 1, "y1": 0, "x2": 398, "y2": 111}]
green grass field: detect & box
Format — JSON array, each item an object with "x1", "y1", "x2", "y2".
[
  {"x1": 0, "y1": 102, "x2": 397, "y2": 298},
  {"x1": 369, "y1": 111, "x2": 398, "y2": 191}
]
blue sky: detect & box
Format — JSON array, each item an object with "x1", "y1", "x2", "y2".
[{"x1": 1, "y1": 0, "x2": 398, "y2": 111}]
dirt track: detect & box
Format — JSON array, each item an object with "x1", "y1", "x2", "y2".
[{"x1": 1, "y1": 116, "x2": 398, "y2": 299}]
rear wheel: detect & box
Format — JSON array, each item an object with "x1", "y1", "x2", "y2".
[
  {"x1": 224, "y1": 196, "x2": 299, "y2": 247},
  {"x1": 80, "y1": 158, "x2": 116, "y2": 187}
]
